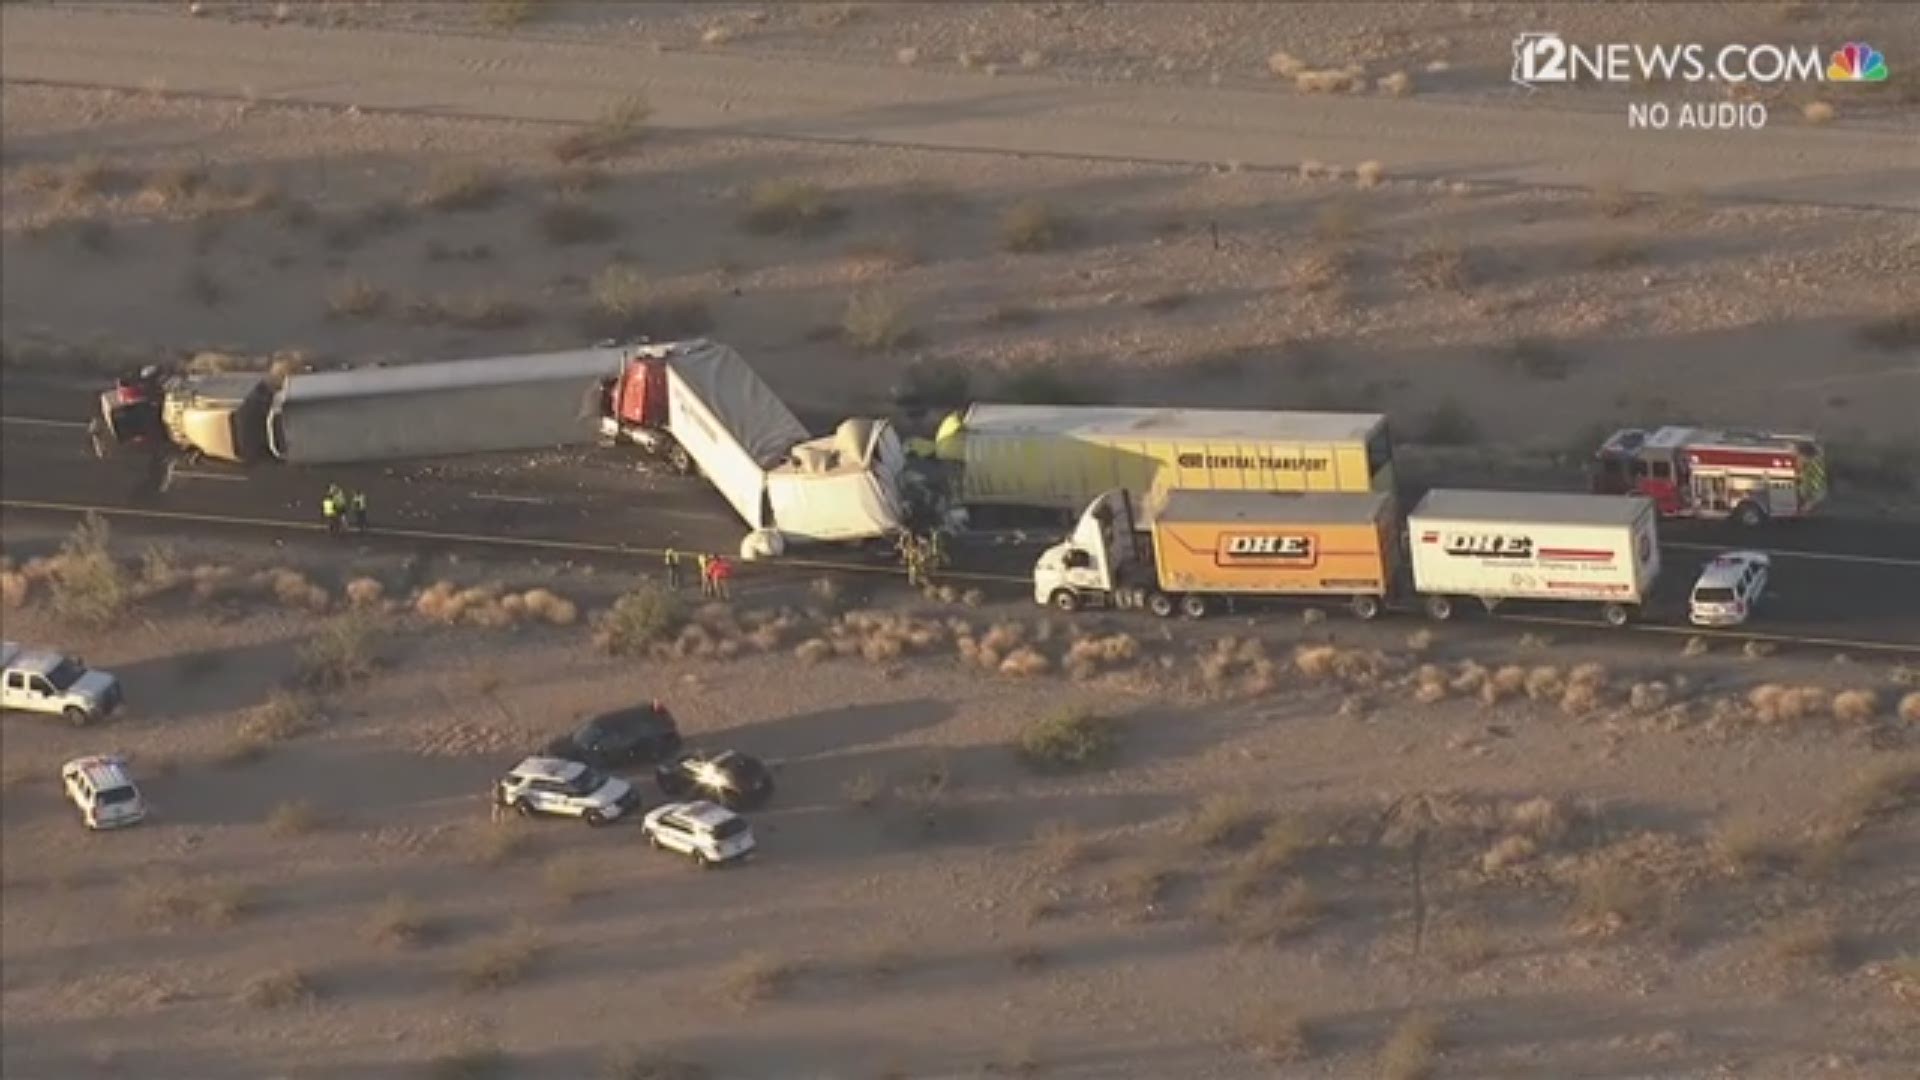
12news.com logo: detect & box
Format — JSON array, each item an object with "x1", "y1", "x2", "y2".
[{"x1": 1511, "y1": 32, "x2": 1887, "y2": 89}]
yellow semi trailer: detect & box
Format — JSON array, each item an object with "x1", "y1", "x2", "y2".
[
  {"x1": 1033, "y1": 488, "x2": 1402, "y2": 620},
  {"x1": 934, "y1": 404, "x2": 1394, "y2": 513}
]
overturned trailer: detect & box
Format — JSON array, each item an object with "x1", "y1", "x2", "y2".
[
  {"x1": 93, "y1": 340, "x2": 906, "y2": 552},
  {"x1": 95, "y1": 346, "x2": 631, "y2": 467}
]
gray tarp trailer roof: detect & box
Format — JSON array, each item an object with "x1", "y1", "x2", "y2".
[{"x1": 268, "y1": 346, "x2": 632, "y2": 465}]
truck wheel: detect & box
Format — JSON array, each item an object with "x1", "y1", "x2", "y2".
[
  {"x1": 1050, "y1": 589, "x2": 1080, "y2": 613},
  {"x1": 1350, "y1": 595, "x2": 1382, "y2": 620},
  {"x1": 1425, "y1": 596, "x2": 1454, "y2": 622},
  {"x1": 63, "y1": 706, "x2": 90, "y2": 728},
  {"x1": 513, "y1": 799, "x2": 534, "y2": 818},
  {"x1": 1602, "y1": 603, "x2": 1632, "y2": 627},
  {"x1": 1180, "y1": 594, "x2": 1209, "y2": 620},
  {"x1": 584, "y1": 810, "x2": 606, "y2": 827},
  {"x1": 1733, "y1": 501, "x2": 1766, "y2": 528},
  {"x1": 668, "y1": 444, "x2": 694, "y2": 475}
]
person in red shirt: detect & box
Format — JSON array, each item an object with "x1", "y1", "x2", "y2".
[{"x1": 708, "y1": 554, "x2": 733, "y2": 600}]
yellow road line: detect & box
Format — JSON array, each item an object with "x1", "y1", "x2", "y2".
[{"x1": 5, "y1": 498, "x2": 1916, "y2": 654}]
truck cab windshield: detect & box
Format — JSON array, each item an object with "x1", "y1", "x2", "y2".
[{"x1": 44, "y1": 659, "x2": 85, "y2": 691}]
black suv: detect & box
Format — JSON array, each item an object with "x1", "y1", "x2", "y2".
[
  {"x1": 656, "y1": 749, "x2": 775, "y2": 810},
  {"x1": 544, "y1": 702, "x2": 683, "y2": 769}
]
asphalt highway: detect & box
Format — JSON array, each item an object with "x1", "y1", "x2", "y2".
[{"x1": 3, "y1": 379, "x2": 1916, "y2": 654}]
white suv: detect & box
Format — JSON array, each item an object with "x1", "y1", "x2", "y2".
[
  {"x1": 1689, "y1": 550, "x2": 1771, "y2": 627},
  {"x1": 494, "y1": 756, "x2": 641, "y2": 826},
  {"x1": 641, "y1": 800, "x2": 756, "y2": 868},
  {"x1": 61, "y1": 755, "x2": 148, "y2": 830}
]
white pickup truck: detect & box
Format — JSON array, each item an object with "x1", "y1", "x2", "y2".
[{"x1": 1, "y1": 642, "x2": 124, "y2": 726}]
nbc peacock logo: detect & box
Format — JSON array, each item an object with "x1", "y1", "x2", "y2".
[{"x1": 1826, "y1": 42, "x2": 1889, "y2": 82}]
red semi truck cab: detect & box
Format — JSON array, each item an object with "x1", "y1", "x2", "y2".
[{"x1": 1591, "y1": 426, "x2": 1827, "y2": 526}]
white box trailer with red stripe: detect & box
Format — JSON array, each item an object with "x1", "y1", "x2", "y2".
[{"x1": 1408, "y1": 490, "x2": 1661, "y2": 627}]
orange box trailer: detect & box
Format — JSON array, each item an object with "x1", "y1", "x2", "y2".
[{"x1": 1034, "y1": 488, "x2": 1401, "y2": 621}]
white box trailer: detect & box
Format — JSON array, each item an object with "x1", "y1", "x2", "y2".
[
  {"x1": 1408, "y1": 490, "x2": 1661, "y2": 627},
  {"x1": 268, "y1": 347, "x2": 632, "y2": 465}
]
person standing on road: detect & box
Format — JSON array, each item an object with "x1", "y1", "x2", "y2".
[
  {"x1": 321, "y1": 486, "x2": 344, "y2": 537},
  {"x1": 348, "y1": 489, "x2": 369, "y2": 532},
  {"x1": 697, "y1": 552, "x2": 714, "y2": 598},
  {"x1": 663, "y1": 547, "x2": 683, "y2": 590},
  {"x1": 709, "y1": 554, "x2": 733, "y2": 601}
]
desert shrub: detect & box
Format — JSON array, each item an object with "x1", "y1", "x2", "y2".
[
  {"x1": 999, "y1": 200, "x2": 1072, "y2": 252},
  {"x1": 996, "y1": 367, "x2": 1100, "y2": 405},
  {"x1": 238, "y1": 690, "x2": 320, "y2": 744},
  {"x1": 550, "y1": 95, "x2": 651, "y2": 163},
  {"x1": 1408, "y1": 238, "x2": 1475, "y2": 291},
  {"x1": 298, "y1": 613, "x2": 378, "y2": 690},
  {"x1": 596, "y1": 584, "x2": 686, "y2": 655},
  {"x1": 1239, "y1": 1005, "x2": 1316, "y2": 1062},
  {"x1": 1246, "y1": 817, "x2": 1312, "y2": 874},
  {"x1": 49, "y1": 512, "x2": 128, "y2": 625},
  {"x1": 1431, "y1": 919, "x2": 1496, "y2": 972},
  {"x1": 739, "y1": 179, "x2": 843, "y2": 235},
  {"x1": 125, "y1": 872, "x2": 256, "y2": 928},
  {"x1": 238, "y1": 967, "x2": 317, "y2": 1009},
  {"x1": 842, "y1": 291, "x2": 912, "y2": 351},
  {"x1": 1378, "y1": 1010, "x2": 1445, "y2": 1080},
  {"x1": 367, "y1": 893, "x2": 433, "y2": 948},
  {"x1": 1377, "y1": 70, "x2": 1414, "y2": 96},
  {"x1": 718, "y1": 951, "x2": 800, "y2": 1007},
  {"x1": 418, "y1": 166, "x2": 506, "y2": 212},
  {"x1": 1017, "y1": 707, "x2": 1116, "y2": 771},
  {"x1": 1766, "y1": 914, "x2": 1839, "y2": 971},
  {"x1": 265, "y1": 799, "x2": 324, "y2": 837},
  {"x1": 459, "y1": 927, "x2": 540, "y2": 992},
  {"x1": 1590, "y1": 180, "x2": 1637, "y2": 218},
  {"x1": 1901, "y1": 692, "x2": 1920, "y2": 724},
  {"x1": 582, "y1": 264, "x2": 711, "y2": 340},
  {"x1": 1835, "y1": 758, "x2": 1918, "y2": 828},
  {"x1": 539, "y1": 198, "x2": 621, "y2": 245},
  {"x1": 603, "y1": 1048, "x2": 711, "y2": 1080},
  {"x1": 428, "y1": 1042, "x2": 509, "y2": 1080},
  {"x1": 1109, "y1": 856, "x2": 1174, "y2": 908},
  {"x1": 1832, "y1": 689, "x2": 1880, "y2": 722},
  {"x1": 326, "y1": 274, "x2": 389, "y2": 318},
  {"x1": 1187, "y1": 795, "x2": 1264, "y2": 848},
  {"x1": 1569, "y1": 862, "x2": 1655, "y2": 934},
  {"x1": 1031, "y1": 819, "x2": 1097, "y2": 871}
]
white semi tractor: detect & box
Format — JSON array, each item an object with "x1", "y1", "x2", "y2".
[{"x1": 1408, "y1": 489, "x2": 1662, "y2": 627}]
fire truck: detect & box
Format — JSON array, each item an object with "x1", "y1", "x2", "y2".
[{"x1": 1591, "y1": 426, "x2": 1827, "y2": 526}]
